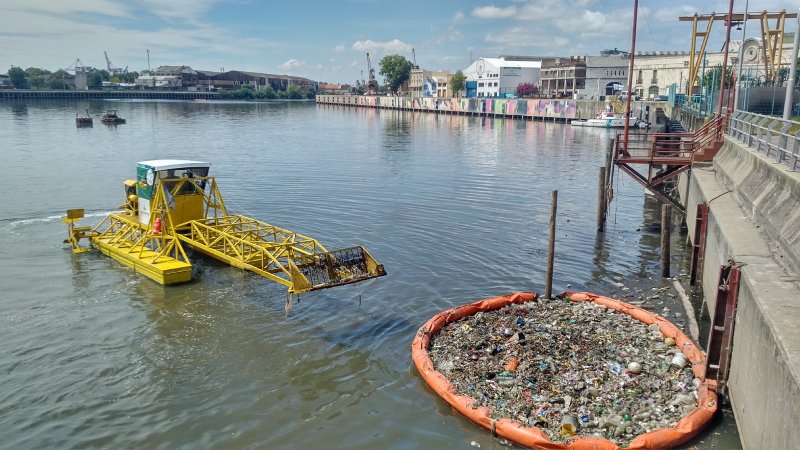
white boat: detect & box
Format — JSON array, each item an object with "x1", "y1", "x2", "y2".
[{"x1": 571, "y1": 111, "x2": 642, "y2": 128}]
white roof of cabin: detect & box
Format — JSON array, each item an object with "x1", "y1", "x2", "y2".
[{"x1": 138, "y1": 160, "x2": 210, "y2": 171}]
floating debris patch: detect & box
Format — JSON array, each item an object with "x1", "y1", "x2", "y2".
[{"x1": 413, "y1": 292, "x2": 717, "y2": 449}]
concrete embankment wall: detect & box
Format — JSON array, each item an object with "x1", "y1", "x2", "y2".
[
  {"x1": 0, "y1": 89, "x2": 220, "y2": 100},
  {"x1": 680, "y1": 137, "x2": 800, "y2": 450},
  {"x1": 316, "y1": 94, "x2": 668, "y2": 123}
]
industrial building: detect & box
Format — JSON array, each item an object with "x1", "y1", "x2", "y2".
[{"x1": 462, "y1": 57, "x2": 541, "y2": 98}]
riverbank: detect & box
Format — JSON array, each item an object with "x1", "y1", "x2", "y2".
[{"x1": 316, "y1": 94, "x2": 670, "y2": 123}]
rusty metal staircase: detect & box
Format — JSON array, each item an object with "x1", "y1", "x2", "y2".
[{"x1": 614, "y1": 115, "x2": 726, "y2": 213}]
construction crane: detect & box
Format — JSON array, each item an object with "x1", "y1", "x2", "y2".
[
  {"x1": 66, "y1": 58, "x2": 87, "y2": 74},
  {"x1": 104, "y1": 51, "x2": 126, "y2": 75},
  {"x1": 366, "y1": 52, "x2": 378, "y2": 94}
]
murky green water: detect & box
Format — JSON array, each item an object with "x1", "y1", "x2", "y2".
[{"x1": 0, "y1": 99, "x2": 739, "y2": 449}]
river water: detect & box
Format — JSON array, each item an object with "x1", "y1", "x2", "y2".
[{"x1": 0, "y1": 100, "x2": 738, "y2": 449}]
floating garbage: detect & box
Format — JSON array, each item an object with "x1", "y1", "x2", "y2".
[{"x1": 411, "y1": 292, "x2": 717, "y2": 450}]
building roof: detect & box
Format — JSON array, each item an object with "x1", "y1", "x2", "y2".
[
  {"x1": 482, "y1": 57, "x2": 542, "y2": 69},
  {"x1": 153, "y1": 65, "x2": 196, "y2": 75}
]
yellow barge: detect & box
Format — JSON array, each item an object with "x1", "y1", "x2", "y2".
[{"x1": 64, "y1": 160, "x2": 385, "y2": 293}]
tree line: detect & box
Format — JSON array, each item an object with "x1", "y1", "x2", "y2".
[
  {"x1": 217, "y1": 84, "x2": 315, "y2": 100},
  {"x1": 6, "y1": 66, "x2": 139, "y2": 89}
]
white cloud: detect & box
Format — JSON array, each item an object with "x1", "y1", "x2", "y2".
[
  {"x1": 352, "y1": 39, "x2": 413, "y2": 55},
  {"x1": 137, "y1": 0, "x2": 221, "y2": 25},
  {"x1": 485, "y1": 27, "x2": 569, "y2": 49},
  {"x1": 278, "y1": 59, "x2": 304, "y2": 70},
  {"x1": 554, "y1": 10, "x2": 619, "y2": 36},
  {"x1": 334, "y1": 44, "x2": 346, "y2": 53},
  {"x1": 472, "y1": 5, "x2": 517, "y2": 19},
  {"x1": 655, "y1": 5, "x2": 696, "y2": 22},
  {"x1": 453, "y1": 11, "x2": 465, "y2": 22},
  {"x1": 5, "y1": 0, "x2": 131, "y2": 18},
  {"x1": 0, "y1": 3, "x2": 281, "y2": 73}
]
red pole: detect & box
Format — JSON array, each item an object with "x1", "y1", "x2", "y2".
[
  {"x1": 718, "y1": 0, "x2": 735, "y2": 116},
  {"x1": 622, "y1": 0, "x2": 639, "y2": 155}
]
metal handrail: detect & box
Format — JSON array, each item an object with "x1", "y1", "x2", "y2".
[
  {"x1": 616, "y1": 115, "x2": 725, "y2": 161},
  {"x1": 727, "y1": 110, "x2": 800, "y2": 171}
]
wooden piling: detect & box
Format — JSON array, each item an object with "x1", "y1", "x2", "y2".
[
  {"x1": 604, "y1": 137, "x2": 615, "y2": 215},
  {"x1": 597, "y1": 166, "x2": 607, "y2": 232},
  {"x1": 661, "y1": 204, "x2": 672, "y2": 278},
  {"x1": 545, "y1": 190, "x2": 558, "y2": 299}
]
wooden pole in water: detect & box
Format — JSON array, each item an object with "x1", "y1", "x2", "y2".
[
  {"x1": 605, "y1": 137, "x2": 615, "y2": 216},
  {"x1": 545, "y1": 190, "x2": 558, "y2": 299},
  {"x1": 597, "y1": 167, "x2": 607, "y2": 232},
  {"x1": 661, "y1": 204, "x2": 672, "y2": 278}
]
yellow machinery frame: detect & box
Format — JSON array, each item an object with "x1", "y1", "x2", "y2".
[
  {"x1": 680, "y1": 11, "x2": 797, "y2": 96},
  {"x1": 66, "y1": 175, "x2": 385, "y2": 293}
]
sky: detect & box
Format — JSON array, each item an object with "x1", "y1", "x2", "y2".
[{"x1": 2, "y1": 0, "x2": 799, "y2": 83}]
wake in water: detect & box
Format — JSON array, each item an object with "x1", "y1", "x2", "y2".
[{"x1": 0, "y1": 210, "x2": 114, "y2": 232}]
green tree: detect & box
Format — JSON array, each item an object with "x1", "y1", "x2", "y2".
[
  {"x1": 8, "y1": 66, "x2": 26, "y2": 88},
  {"x1": 29, "y1": 76, "x2": 45, "y2": 88},
  {"x1": 286, "y1": 85, "x2": 302, "y2": 99},
  {"x1": 25, "y1": 67, "x2": 50, "y2": 77},
  {"x1": 49, "y1": 69, "x2": 70, "y2": 89},
  {"x1": 48, "y1": 77, "x2": 67, "y2": 89},
  {"x1": 122, "y1": 71, "x2": 140, "y2": 84},
  {"x1": 450, "y1": 70, "x2": 466, "y2": 97},
  {"x1": 700, "y1": 65, "x2": 734, "y2": 90},
  {"x1": 379, "y1": 54, "x2": 413, "y2": 94},
  {"x1": 88, "y1": 72, "x2": 104, "y2": 87}
]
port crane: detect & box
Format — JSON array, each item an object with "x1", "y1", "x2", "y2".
[
  {"x1": 64, "y1": 160, "x2": 386, "y2": 294},
  {"x1": 65, "y1": 58, "x2": 87, "y2": 74},
  {"x1": 366, "y1": 53, "x2": 378, "y2": 94},
  {"x1": 104, "y1": 51, "x2": 127, "y2": 75}
]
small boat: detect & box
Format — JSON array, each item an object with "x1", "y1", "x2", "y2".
[
  {"x1": 75, "y1": 110, "x2": 93, "y2": 127},
  {"x1": 101, "y1": 110, "x2": 126, "y2": 124},
  {"x1": 571, "y1": 110, "x2": 640, "y2": 128}
]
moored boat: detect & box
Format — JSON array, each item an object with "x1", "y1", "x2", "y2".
[
  {"x1": 75, "y1": 110, "x2": 93, "y2": 127},
  {"x1": 100, "y1": 110, "x2": 125, "y2": 124},
  {"x1": 571, "y1": 111, "x2": 640, "y2": 128}
]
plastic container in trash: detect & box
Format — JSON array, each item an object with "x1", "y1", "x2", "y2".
[{"x1": 561, "y1": 415, "x2": 579, "y2": 437}]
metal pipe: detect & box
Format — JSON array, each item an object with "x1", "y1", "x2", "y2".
[
  {"x1": 733, "y1": 0, "x2": 750, "y2": 111},
  {"x1": 717, "y1": 0, "x2": 735, "y2": 116},
  {"x1": 782, "y1": 9, "x2": 800, "y2": 119},
  {"x1": 661, "y1": 205, "x2": 672, "y2": 278},
  {"x1": 622, "y1": 0, "x2": 639, "y2": 154}
]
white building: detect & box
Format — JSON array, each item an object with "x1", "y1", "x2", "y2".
[
  {"x1": 463, "y1": 57, "x2": 541, "y2": 98},
  {"x1": 580, "y1": 54, "x2": 628, "y2": 99}
]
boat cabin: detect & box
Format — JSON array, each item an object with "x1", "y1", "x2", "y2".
[{"x1": 134, "y1": 160, "x2": 210, "y2": 226}]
